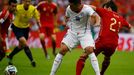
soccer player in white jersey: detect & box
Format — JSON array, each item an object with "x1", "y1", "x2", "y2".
[{"x1": 50, "y1": 0, "x2": 100, "y2": 75}]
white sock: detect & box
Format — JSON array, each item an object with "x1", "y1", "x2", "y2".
[
  {"x1": 89, "y1": 52, "x2": 100, "y2": 75},
  {"x1": 50, "y1": 53, "x2": 63, "y2": 75}
]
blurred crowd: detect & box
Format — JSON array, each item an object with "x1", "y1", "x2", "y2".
[{"x1": 17, "y1": 0, "x2": 134, "y2": 33}]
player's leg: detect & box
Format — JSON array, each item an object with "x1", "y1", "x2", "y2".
[
  {"x1": 76, "y1": 52, "x2": 88, "y2": 75},
  {"x1": 39, "y1": 28, "x2": 49, "y2": 59},
  {"x1": 50, "y1": 31, "x2": 78, "y2": 75},
  {"x1": 76, "y1": 40, "x2": 103, "y2": 75},
  {"x1": 100, "y1": 46, "x2": 116, "y2": 75},
  {"x1": 0, "y1": 40, "x2": 5, "y2": 61},
  {"x1": 50, "y1": 43, "x2": 69, "y2": 75},
  {"x1": 76, "y1": 48, "x2": 102, "y2": 75},
  {"x1": 22, "y1": 28, "x2": 36, "y2": 67},
  {"x1": 79, "y1": 33, "x2": 100, "y2": 75},
  {"x1": 51, "y1": 34, "x2": 56, "y2": 56}
]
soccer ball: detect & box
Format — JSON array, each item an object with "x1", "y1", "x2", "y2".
[{"x1": 4, "y1": 65, "x2": 17, "y2": 75}]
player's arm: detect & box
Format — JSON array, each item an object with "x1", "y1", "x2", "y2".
[
  {"x1": 90, "y1": 13, "x2": 100, "y2": 26},
  {"x1": 88, "y1": 5, "x2": 100, "y2": 26},
  {"x1": 33, "y1": 8, "x2": 41, "y2": 28},
  {"x1": 0, "y1": 9, "x2": 9, "y2": 24},
  {"x1": 53, "y1": 6, "x2": 58, "y2": 27},
  {"x1": 120, "y1": 17, "x2": 131, "y2": 32}
]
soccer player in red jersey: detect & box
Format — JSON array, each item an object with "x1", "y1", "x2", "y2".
[
  {"x1": 37, "y1": 0, "x2": 58, "y2": 58},
  {"x1": 76, "y1": 1, "x2": 131, "y2": 75},
  {"x1": 0, "y1": 0, "x2": 17, "y2": 61}
]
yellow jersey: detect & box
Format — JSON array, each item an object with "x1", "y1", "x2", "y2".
[{"x1": 13, "y1": 4, "x2": 40, "y2": 28}]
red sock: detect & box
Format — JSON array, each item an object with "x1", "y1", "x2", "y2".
[
  {"x1": 76, "y1": 57, "x2": 86, "y2": 75},
  {"x1": 40, "y1": 40, "x2": 48, "y2": 56}
]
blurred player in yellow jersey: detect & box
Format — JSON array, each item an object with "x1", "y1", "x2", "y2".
[{"x1": 8, "y1": 0, "x2": 41, "y2": 67}]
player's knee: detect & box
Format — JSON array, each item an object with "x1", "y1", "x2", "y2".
[
  {"x1": 19, "y1": 37, "x2": 27, "y2": 46},
  {"x1": 79, "y1": 54, "x2": 88, "y2": 61},
  {"x1": 39, "y1": 33, "x2": 45, "y2": 40},
  {"x1": 59, "y1": 43, "x2": 69, "y2": 55},
  {"x1": 84, "y1": 46, "x2": 94, "y2": 55},
  {"x1": 51, "y1": 34, "x2": 56, "y2": 41}
]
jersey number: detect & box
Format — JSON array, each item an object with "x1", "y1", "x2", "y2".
[{"x1": 110, "y1": 18, "x2": 121, "y2": 32}]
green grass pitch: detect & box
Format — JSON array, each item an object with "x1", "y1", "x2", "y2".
[{"x1": 0, "y1": 48, "x2": 134, "y2": 75}]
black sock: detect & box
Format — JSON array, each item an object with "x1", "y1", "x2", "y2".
[
  {"x1": 52, "y1": 39, "x2": 56, "y2": 54},
  {"x1": 101, "y1": 57, "x2": 110, "y2": 75},
  {"x1": 24, "y1": 46, "x2": 33, "y2": 62},
  {"x1": 9, "y1": 47, "x2": 23, "y2": 59}
]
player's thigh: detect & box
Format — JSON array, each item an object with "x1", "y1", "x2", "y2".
[
  {"x1": 45, "y1": 27, "x2": 54, "y2": 37},
  {"x1": 11, "y1": 24, "x2": 24, "y2": 40},
  {"x1": 94, "y1": 40, "x2": 104, "y2": 56},
  {"x1": 61, "y1": 31, "x2": 79, "y2": 51},
  {"x1": 79, "y1": 32, "x2": 95, "y2": 50},
  {"x1": 103, "y1": 45, "x2": 117, "y2": 57}
]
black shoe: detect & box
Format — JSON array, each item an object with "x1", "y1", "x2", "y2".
[{"x1": 31, "y1": 61, "x2": 36, "y2": 67}]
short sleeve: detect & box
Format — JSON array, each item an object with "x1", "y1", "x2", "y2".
[
  {"x1": 96, "y1": 8, "x2": 107, "y2": 17},
  {"x1": 86, "y1": 6, "x2": 95, "y2": 16},
  {"x1": 34, "y1": 8, "x2": 40, "y2": 21},
  {"x1": 65, "y1": 6, "x2": 70, "y2": 17},
  {"x1": 121, "y1": 17, "x2": 131, "y2": 28}
]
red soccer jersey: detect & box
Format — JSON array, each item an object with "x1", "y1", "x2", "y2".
[
  {"x1": 37, "y1": 1, "x2": 57, "y2": 28},
  {"x1": 96, "y1": 8, "x2": 130, "y2": 45},
  {"x1": 0, "y1": 8, "x2": 13, "y2": 39}
]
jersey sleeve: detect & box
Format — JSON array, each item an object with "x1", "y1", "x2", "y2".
[
  {"x1": 33, "y1": 8, "x2": 40, "y2": 21},
  {"x1": 37, "y1": 1, "x2": 44, "y2": 11},
  {"x1": 96, "y1": 8, "x2": 107, "y2": 17},
  {"x1": 65, "y1": 6, "x2": 70, "y2": 17},
  {"x1": 86, "y1": 6, "x2": 95, "y2": 16},
  {"x1": 121, "y1": 17, "x2": 131, "y2": 28},
  {"x1": 0, "y1": 9, "x2": 9, "y2": 23}
]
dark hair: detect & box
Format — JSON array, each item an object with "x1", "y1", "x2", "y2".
[
  {"x1": 102, "y1": 0, "x2": 118, "y2": 12},
  {"x1": 9, "y1": 0, "x2": 17, "y2": 5},
  {"x1": 68, "y1": 0, "x2": 81, "y2": 4}
]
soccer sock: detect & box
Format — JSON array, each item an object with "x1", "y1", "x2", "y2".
[
  {"x1": 9, "y1": 46, "x2": 23, "y2": 59},
  {"x1": 24, "y1": 46, "x2": 33, "y2": 62},
  {"x1": 50, "y1": 53, "x2": 63, "y2": 75},
  {"x1": 76, "y1": 56, "x2": 87, "y2": 75},
  {"x1": 52, "y1": 39, "x2": 56, "y2": 56},
  {"x1": 40, "y1": 40, "x2": 48, "y2": 57},
  {"x1": 89, "y1": 52, "x2": 100, "y2": 75},
  {"x1": 100, "y1": 57, "x2": 110, "y2": 75}
]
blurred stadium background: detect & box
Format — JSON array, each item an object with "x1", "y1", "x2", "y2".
[{"x1": 0, "y1": 0, "x2": 134, "y2": 75}]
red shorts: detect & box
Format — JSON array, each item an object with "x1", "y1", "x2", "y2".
[
  {"x1": 0, "y1": 32, "x2": 6, "y2": 40},
  {"x1": 94, "y1": 39, "x2": 118, "y2": 57},
  {"x1": 40, "y1": 27, "x2": 54, "y2": 37}
]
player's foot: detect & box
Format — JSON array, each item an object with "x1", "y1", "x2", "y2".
[
  {"x1": 45, "y1": 54, "x2": 50, "y2": 60},
  {"x1": 53, "y1": 53, "x2": 57, "y2": 57},
  {"x1": 31, "y1": 60, "x2": 36, "y2": 67}
]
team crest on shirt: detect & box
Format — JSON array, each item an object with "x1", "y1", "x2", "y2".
[{"x1": 75, "y1": 13, "x2": 84, "y2": 22}]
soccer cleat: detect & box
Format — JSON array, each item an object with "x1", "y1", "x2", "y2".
[
  {"x1": 31, "y1": 61, "x2": 36, "y2": 67},
  {"x1": 46, "y1": 54, "x2": 50, "y2": 60},
  {"x1": 7, "y1": 57, "x2": 13, "y2": 65}
]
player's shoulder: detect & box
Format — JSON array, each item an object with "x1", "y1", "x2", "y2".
[
  {"x1": 51, "y1": 2, "x2": 57, "y2": 7},
  {"x1": 37, "y1": 1, "x2": 46, "y2": 6},
  {"x1": 16, "y1": 4, "x2": 23, "y2": 9},
  {"x1": 66, "y1": 5, "x2": 70, "y2": 11}
]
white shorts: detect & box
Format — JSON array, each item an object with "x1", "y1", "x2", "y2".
[{"x1": 61, "y1": 30, "x2": 95, "y2": 50}]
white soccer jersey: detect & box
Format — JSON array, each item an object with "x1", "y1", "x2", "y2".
[{"x1": 66, "y1": 4, "x2": 95, "y2": 33}]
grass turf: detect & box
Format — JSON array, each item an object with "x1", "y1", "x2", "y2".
[{"x1": 0, "y1": 48, "x2": 134, "y2": 75}]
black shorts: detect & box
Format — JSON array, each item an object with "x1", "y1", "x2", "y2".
[{"x1": 11, "y1": 24, "x2": 30, "y2": 40}]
